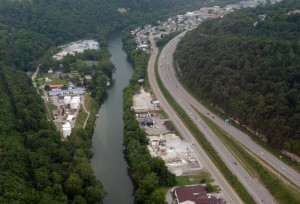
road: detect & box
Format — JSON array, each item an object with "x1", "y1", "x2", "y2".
[
  {"x1": 158, "y1": 31, "x2": 300, "y2": 190},
  {"x1": 148, "y1": 33, "x2": 243, "y2": 204},
  {"x1": 155, "y1": 32, "x2": 277, "y2": 204},
  {"x1": 31, "y1": 65, "x2": 40, "y2": 94},
  {"x1": 31, "y1": 65, "x2": 51, "y2": 120}
]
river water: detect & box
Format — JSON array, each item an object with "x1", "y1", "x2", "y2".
[{"x1": 91, "y1": 32, "x2": 134, "y2": 204}]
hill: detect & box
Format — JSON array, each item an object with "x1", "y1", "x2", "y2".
[{"x1": 174, "y1": 0, "x2": 300, "y2": 156}]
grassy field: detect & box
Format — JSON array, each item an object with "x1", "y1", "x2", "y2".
[
  {"x1": 37, "y1": 73, "x2": 68, "y2": 86},
  {"x1": 175, "y1": 172, "x2": 213, "y2": 186},
  {"x1": 75, "y1": 95, "x2": 97, "y2": 130},
  {"x1": 48, "y1": 103, "x2": 57, "y2": 111},
  {"x1": 45, "y1": 78, "x2": 68, "y2": 85},
  {"x1": 75, "y1": 105, "x2": 88, "y2": 130}
]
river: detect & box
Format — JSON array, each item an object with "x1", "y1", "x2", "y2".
[{"x1": 91, "y1": 32, "x2": 134, "y2": 204}]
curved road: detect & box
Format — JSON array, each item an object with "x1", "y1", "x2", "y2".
[
  {"x1": 148, "y1": 33, "x2": 243, "y2": 204},
  {"x1": 158, "y1": 31, "x2": 300, "y2": 190}
]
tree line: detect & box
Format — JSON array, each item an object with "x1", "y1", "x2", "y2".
[{"x1": 174, "y1": 0, "x2": 300, "y2": 156}]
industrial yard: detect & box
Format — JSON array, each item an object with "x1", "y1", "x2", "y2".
[
  {"x1": 133, "y1": 88, "x2": 203, "y2": 176},
  {"x1": 53, "y1": 39, "x2": 99, "y2": 60},
  {"x1": 47, "y1": 90, "x2": 85, "y2": 140}
]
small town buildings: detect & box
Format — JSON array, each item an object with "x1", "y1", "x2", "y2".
[
  {"x1": 49, "y1": 84, "x2": 64, "y2": 90},
  {"x1": 174, "y1": 185, "x2": 224, "y2": 204},
  {"x1": 84, "y1": 75, "x2": 92, "y2": 80},
  {"x1": 45, "y1": 77, "x2": 52, "y2": 82},
  {"x1": 48, "y1": 68, "x2": 53, "y2": 74}
]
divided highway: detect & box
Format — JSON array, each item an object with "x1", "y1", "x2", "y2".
[
  {"x1": 154, "y1": 33, "x2": 277, "y2": 204},
  {"x1": 157, "y1": 32, "x2": 300, "y2": 190},
  {"x1": 148, "y1": 33, "x2": 243, "y2": 204}
]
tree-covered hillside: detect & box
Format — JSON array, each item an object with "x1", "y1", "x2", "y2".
[
  {"x1": 0, "y1": 0, "x2": 240, "y2": 71},
  {"x1": 174, "y1": 0, "x2": 300, "y2": 156},
  {"x1": 0, "y1": 67, "x2": 107, "y2": 203}
]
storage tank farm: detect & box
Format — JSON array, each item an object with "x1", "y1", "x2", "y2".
[{"x1": 64, "y1": 96, "x2": 71, "y2": 105}]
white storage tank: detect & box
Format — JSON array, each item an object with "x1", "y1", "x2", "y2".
[
  {"x1": 62, "y1": 127, "x2": 71, "y2": 138},
  {"x1": 70, "y1": 98, "x2": 80, "y2": 109},
  {"x1": 64, "y1": 96, "x2": 71, "y2": 105},
  {"x1": 63, "y1": 122, "x2": 71, "y2": 128}
]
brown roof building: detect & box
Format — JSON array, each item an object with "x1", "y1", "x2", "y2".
[
  {"x1": 49, "y1": 84, "x2": 64, "y2": 89},
  {"x1": 174, "y1": 185, "x2": 225, "y2": 204}
]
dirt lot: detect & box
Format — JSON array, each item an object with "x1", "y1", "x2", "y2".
[
  {"x1": 132, "y1": 88, "x2": 160, "y2": 112},
  {"x1": 133, "y1": 88, "x2": 203, "y2": 176},
  {"x1": 137, "y1": 113, "x2": 171, "y2": 135},
  {"x1": 147, "y1": 134, "x2": 203, "y2": 176}
]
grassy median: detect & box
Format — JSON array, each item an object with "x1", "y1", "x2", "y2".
[{"x1": 195, "y1": 108, "x2": 300, "y2": 204}]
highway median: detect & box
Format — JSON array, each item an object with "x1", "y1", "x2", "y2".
[{"x1": 195, "y1": 107, "x2": 300, "y2": 204}]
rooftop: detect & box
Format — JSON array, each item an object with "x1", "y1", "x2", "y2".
[{"x1": 175, "y1": 185, "x2": 224, "y2": 204}]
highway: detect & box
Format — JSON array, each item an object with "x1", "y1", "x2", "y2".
[
  {"x1": 148, "y1": 33, "x2": 243, "y2": 204},
  {"x1": 154, "y1": 32, "x2": 278, "y2": 204},
  {"x1": 157, "y1": 31, "x2": 300, "y2": 190}
]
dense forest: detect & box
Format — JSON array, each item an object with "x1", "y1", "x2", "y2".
[
  {"x1": 0, "y1": 0, "x2": 240, "y2": 72},
  {"x1": 0, "y1": 67, "x2": 106, "y2": 203},
  {"x1": 174, "y1": 0, "x2": 300, "y2": 156}
]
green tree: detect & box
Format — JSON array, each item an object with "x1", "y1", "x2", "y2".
[{"x1": 64, "y1": 173, "x2": 84, "y2": 199}]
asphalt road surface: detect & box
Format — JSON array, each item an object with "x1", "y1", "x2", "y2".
[
  {"x1": 156, "y1": 32, "x2": 279, "y2": 204},
  {"x1": 157, "y1": 31, "x2": 300, "y2": 191},
  {"x1": 148, "y1": 33, "x2": 244, "y2": 204}
]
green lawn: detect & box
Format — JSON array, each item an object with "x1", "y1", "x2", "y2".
[
  {"x1": 37, "y1": 73, "x2": 68, "y2": 86},
  {"x1": 45, "y1": 78, "x2": 68, "y2": 85},
  {"x1": 175, "y1": 173, "x2": 213, "y2": 186},
  {"x1": 48, "y1": 103, "x2": 57, "y2": 111},
  {"x1": 75, "y1": 105, "x2": 88, "y2": 130}
]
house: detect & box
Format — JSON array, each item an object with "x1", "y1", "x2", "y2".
[
  {"x1": 45, "y1": 77, "x2": 52, "y2": 82},
  {"x1": 49, "y1": 84, "x2": 64, "y2": 90},
  {"x1": 48, "y1": 68, "x2": 53, "y2": 74},
  {"x1": 174, "y1": 185, "x2": 224, "y2": 204},
  {"x1": 288, "y1": 10, "x2": 300, "y2": 15},
  {"x1": 84, "y1": 75, "x2": 92, "y2": 80},
  {"x1": 55, "y1": 71, "x2": 63, "y2": 77}
]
